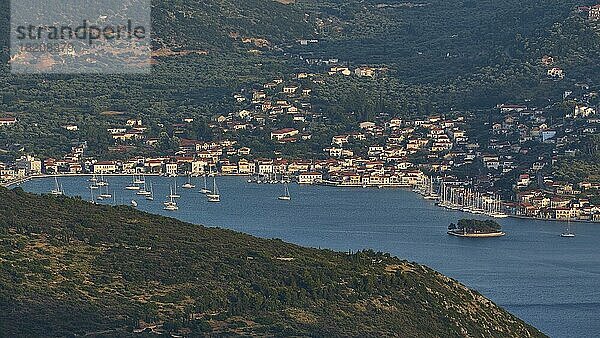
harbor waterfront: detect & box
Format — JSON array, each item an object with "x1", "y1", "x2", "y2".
[{"x1": 16, "y1": 175, "x2": 600, "y2": 338}]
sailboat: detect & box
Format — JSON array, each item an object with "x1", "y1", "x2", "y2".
[
  {"x1": 137, "y1": 179, "x2": 152, "y2": 196},
  {"x1": 169, "y1": 178, "x2": 181, "y2": 198},
  {"x1": 96, "y1": 175, "x2": 109, "y2": 186},
  {"x1": 98, "y1": 181, "x2": 112, "y2": 200},
  {"x1": 278, "y1": 183, "x2": 291, "y2": 201},
  {"x1": 50, "y1": 177, "x2": 64, "y2": 195},
  {"x1": 125, "y1": 175, "x2": 141, "y2": 190},
  {"x1": 89, "y1": 174, "x2": 98, "y2": 182},
  {"x1": 89, "y1": 185, "x2": 96, "y2": 203},
  {"x1": 561, "y1": 217, "x2": 576, "y2": 237},
  {"x1": 207, "y1": 176, "x2": 221, "y2": 202},
  {"x1": 182, "y1": 175, "x2": 196, "y2": 189},
  {"x1": 200, "y1": 174, "x2": 211, "y2": 194},
  {"x1": 164, "y1": 186, "x2": 179, "y2": 211},
  {"x1": 145, "y1": 183, "x2": 155, "y2": 201},
  {"x1": 98, "y1": 190, "x2": 112, "y2": 200},
  {"x1": 134, "y1": 174, "x2": 145, "y2": 185}
]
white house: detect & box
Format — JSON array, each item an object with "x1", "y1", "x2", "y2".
[
  {"x1": 574, "y1": 105, "x2": 596, "y2": 118},
  {"x1": 271, "y1": 128, "x2": 299, "y2": 141},
  {"x1": 0, "y1": 117, "x2": 17, "y2": 126},
  {"x1": 298, "y1": 172, "x2": 323, "y2": 184},
  {"x1": 93, "y1": 161, "x2": 117, "y2": 174},
  {"x1": 256, "y1": 160, "x2": 274, "y2": 175}
]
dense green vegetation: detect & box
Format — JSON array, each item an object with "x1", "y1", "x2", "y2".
[
  {"x1": 296, "y1": 0, "x2": 600, "y2": 113},
  {"x1": 555, "y1": 134, "x2": 600, "y2": 184},
  {"x1": 449, "y1": 219, "x2": 503, "y2": 233},
  {"x1": 1, "y1": 0, "x2": 598, "y2": 161},
  {"x1": 0, "y1": 187, "x2": 545, "y2": 336}
]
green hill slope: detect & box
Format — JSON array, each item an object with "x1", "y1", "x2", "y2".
[
  {"x1": 152, "y1": 0, "x2": 313, "y2": 50},
  {"x1": 0, "y1": 187, "x2": 546, "y2": 337}
]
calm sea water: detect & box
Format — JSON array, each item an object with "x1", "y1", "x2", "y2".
[{"x1": 18, "y1": 176, "x2": 600, "y2": 337}]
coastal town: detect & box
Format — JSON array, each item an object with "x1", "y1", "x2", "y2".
[
  {"x1": 1, "y1": 6, "x2": 599, "y2": 222},
  {"x1": 1, "y1": 66, "x2": 598, "y2": 222}
]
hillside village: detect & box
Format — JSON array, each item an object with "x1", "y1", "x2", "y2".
[
  {"x1": 1, "y1": 4, "x2": 600, "y2": 222},
  {"x1": 1, "y1": 65, "x2": 599, "y2": 222}
]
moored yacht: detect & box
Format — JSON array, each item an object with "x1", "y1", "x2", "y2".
[
  {"x1": 96, "y1": 175, "x2": 109, "y2": 186},
  {"x1": 169, "y1": 179, "x2": 181, "y2": 198},
  {"x1": 278, "y1": 183, "x2": 291, "y2": 201},
  {"x1": 145, "y1": 183, "x2": 155, "y2": 201},
  {"x1": 133, "y1": 174, "x2": 145, "y2": 185},
  {"x1": 97, "y1": 181, "x2": 112, "y2": 200},
  {"x1": 182, "y1": 175, "x2": 196, "y2": 189},
  {"x1": 561, "y1": 218, "x2": 576, "y2": 237},
  {"x1": 163, "y1": 186, "x2": 179, "y2": 211},
  {"x1": 50, "y1": 177, "x2": 64, "y2": 196},
  {"x1": 200, "y1": 174, "x2": 211, "y2": 194},
  {"x1": 136, "y1": 180, "x2": 152, "y2": 196},
  {"x1": 125, "y1": 176, "x2": 141, "y2": 190},
  {"x1": 207, "y1": 176, "x2": 221, "y2": 202}
]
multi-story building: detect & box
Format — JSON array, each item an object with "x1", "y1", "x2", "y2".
[
  {"x1": 298, "y1": 172, "x2": 323, "y2": 184},
  {"x1": 590, "y1": 4, "x2": 600, "y2": 20},
  {"x1": 92, "y1": 161, "x2": 117, "y2": 174}
]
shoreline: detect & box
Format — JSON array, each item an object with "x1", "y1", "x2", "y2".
[
  {"x1": 447, "y1": 231, "x2": 507, "y2": 238},
  {"x1": 3, "y1": 173, "x2": 161, "y2": 189},
  {"x1": 508, "y1": 214, "x2": 598, "y2": 224},
  {"x1": 4, "y1": 174, "x2": 600, "y2": 224},
  {"x1": 2, "y1": 173, "x2": 248, "y2": 189}
]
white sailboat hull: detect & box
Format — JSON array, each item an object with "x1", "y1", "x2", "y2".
[{"x1": 207, "y1": 194, "x2": 220, "y2": 202}]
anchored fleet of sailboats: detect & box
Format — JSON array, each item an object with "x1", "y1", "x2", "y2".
[
  {"x1": 435, "y1": 180, "x2": 508, "y2": 218},
  {"x1": 48, "y1": 174, "x2": 518, "y2": 222}
]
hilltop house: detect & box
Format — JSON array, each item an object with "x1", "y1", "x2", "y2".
[
  {"x1": 547, "y1": 67, "x2": 564, "y2": 79},
  {"x1": 329, "y1": 67, "x2": 351, "y2": 76},
  {"x1": 498, "y1": 104, "x2": 527, "y2": 113},
  {"x1": 283, "y1": 86, "x2": 299, "y2": 95},
  {"x1": 541, "y1": 55, "x2": 554, "y2": 65},
  {"x1": 0, "y1": 117, "x2": 17, "y2": 126},
  {"x1": 355, "y1": 67, "x2": 375, "y2": 77},
  {"x1": 574, "y1": 105, "x2": 596, "y2": 117},
  {"x1": 590, "y1": 4, "x2": 600, "y2": 20},
  {"x1": 271, "y1": 128, "x2": 299, "y2": 141}
]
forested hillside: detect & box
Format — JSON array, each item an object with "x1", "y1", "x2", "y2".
[
  {"x1": 152, "y1": 0, "x2": 313, "y2": 50},
  {"x1": 0, "y1": 187, "x2": 546, "y2": 337},
  {"x1": 295, "y1": 0, "x2": 596, "y2": 81},
  {"x1": 0, "y1": 0, "x2": 598, "y2": 159}
]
